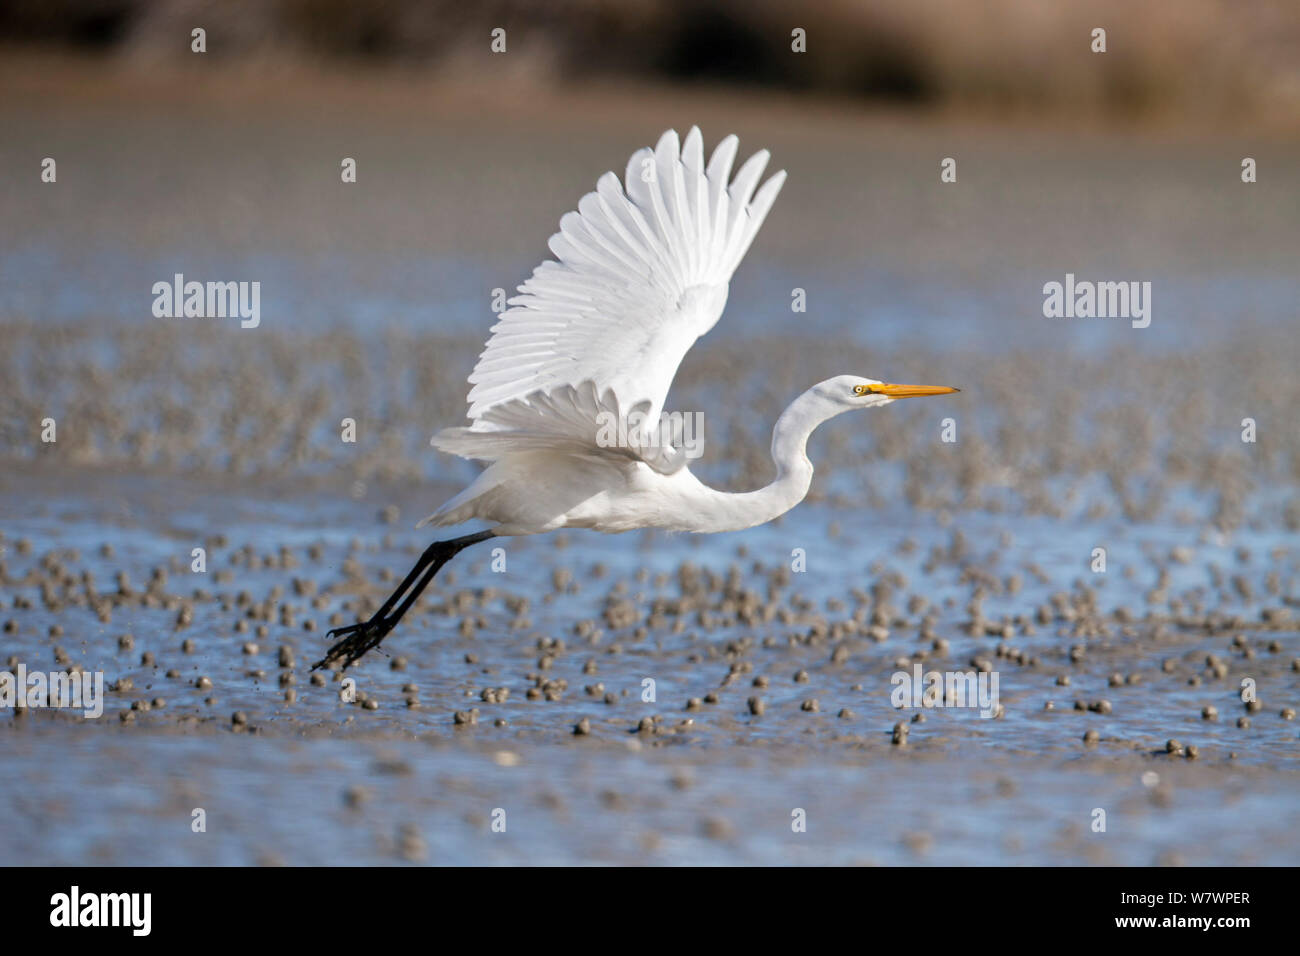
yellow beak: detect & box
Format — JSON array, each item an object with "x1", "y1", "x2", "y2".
[{"x1": 871, "y1": 383, "x2": 960, "y2": 398}]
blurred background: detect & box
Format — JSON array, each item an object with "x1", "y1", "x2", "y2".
[
  {"x1": 5, "y1": 0, "x2": 1300, "y2": 121},
  {"x1": 1, "y1": 1, "x2": 1298, "y2": 866}
]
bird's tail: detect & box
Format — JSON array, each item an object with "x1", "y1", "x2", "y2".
[{"x1": 417, "y1": 462, "x2": 504, "y2": 529}]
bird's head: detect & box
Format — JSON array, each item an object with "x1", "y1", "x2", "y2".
[
  {"x1": 815, "y1": 374, "x2": 960, "y2": 410},
  {"x1": 774, "y1": 374, "x2": 961, "y2": 461}
]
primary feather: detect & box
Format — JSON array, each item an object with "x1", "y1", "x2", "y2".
[{"x1": 448, "y1": 127, "x2": 786, "y2": 444}]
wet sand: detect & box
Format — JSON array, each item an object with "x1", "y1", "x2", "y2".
[
  {"x1": 1, "y1": 60, "x2": 1298, "y2": 865},
  {"x1": 2, "y1": 439, "x2": 1297, "y2": 864}
]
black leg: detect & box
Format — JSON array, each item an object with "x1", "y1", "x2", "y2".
[{"x1": 312, "y1": 530, "x2": 495, "y2": 671}]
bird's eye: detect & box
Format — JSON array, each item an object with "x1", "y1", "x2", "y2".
[{"x1": 853, "y1": 384, "x2": 869, "y2": 396}]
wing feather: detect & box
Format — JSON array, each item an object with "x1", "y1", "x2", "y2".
[{"x1": 451, "y1": 127, "x2": 786, "y2": 464}]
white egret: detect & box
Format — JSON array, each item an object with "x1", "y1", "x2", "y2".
[{"x1": 315, "y1": 127, "x2": 957, "y2": 670}]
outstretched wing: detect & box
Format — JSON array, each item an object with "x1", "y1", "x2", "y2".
[
  {"x1": 441, "y1": 127, "x2": 785, "y2": 468},
  {"x1": 434, "y1": 379, "x2": 697, "y2": 473}
]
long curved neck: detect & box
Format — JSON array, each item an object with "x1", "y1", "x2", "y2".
[{"x1": 688, "y1": 388, "x2": 842, "y2": 533}]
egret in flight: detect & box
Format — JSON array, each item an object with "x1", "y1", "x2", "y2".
[{"x1": 315, "y1": 128, "x2": 957, "y2": 670}]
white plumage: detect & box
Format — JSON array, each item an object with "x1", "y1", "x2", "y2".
[
  {"x1": 461, "y1": 127, "x2": 785, "y2": 425},
  {"x1": 422, "y1": 127, "x2": 955, "y2": 536},
  {"x1": 316, "y1": 127, "x2": 957, "y2": 669}
]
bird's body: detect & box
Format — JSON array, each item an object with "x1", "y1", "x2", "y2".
[
  {"x1": 424, "y1": 427, "x2": 811, "y2": 536},
  {"x1": 314, "y1": 127, "x2": 956, "y2": 670},
  {"x1": 423, "y1": 378, "x2": 858, "y2": 536}
]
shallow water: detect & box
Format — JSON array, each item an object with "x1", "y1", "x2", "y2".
[
  {"x1": 1, "y1": 71, "x2": 1298, "y2": 865},
  {"x1": 1, "y1": 463, "x2": 1297, "y2": 864},
  {"x1": 7, "y1": 726, "x2": 1298, "y2": 866}
]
